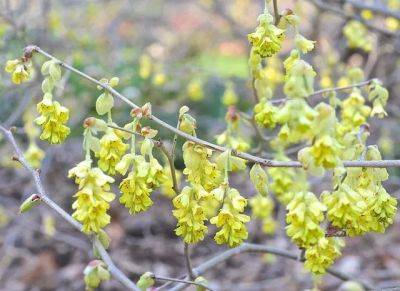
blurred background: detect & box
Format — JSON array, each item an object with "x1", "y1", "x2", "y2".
[{"x1": 0, "y1": 0, "x2": 399, "y2": 290}]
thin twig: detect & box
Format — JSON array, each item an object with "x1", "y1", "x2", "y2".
[
  {"x1": 272, "y1": 0, "x2": 281, "y2": 25},
  {"x1": 184, "y1": 243, "x2": 196, "y2": 281},
  {"x1": 154, "y1": 275, "x2": 215, "y2": 291},
  {"x1": 169, "y1": 243, "x2": 374, "y2": 291},
  {"x1": 30, "y1": 46, "x2": 400, "y2": 169},
  {"x1": 158, "y1": 141, "x2": 180, "y2": 194},
  {"x1": 0, "y1": 124, "x2": 140, "y2": 291},
  {"x1": 307, "y1": 0, "x2": 397, "y2": 37}
]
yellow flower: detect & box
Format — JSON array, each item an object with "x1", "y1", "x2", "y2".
[
  {"x1": 96, "y1": 129, "x2": 128, "y2": 175},
  {"x1": 211, "y1": 188, "x2": 250, "y2": 247},
  {"x1": 187, "y1": 79, "x2": 204, "y2": 101},
  {"x1": 322, "y1": 184, "x2": 367, "y2": 236},
  {"x1": 304, "y1": 237, "x2": 344, "y2": 275},
  {"x1": 173, "y1": 185, "x2": 210, "y2": 243},
  {"x1": 182, "y1": 141, "x2": 222, "y2": 191},
  {"x1": 254, "y1": 99, "x2": 278, "y2": 128},
  {"x1": 139, "y1": 54, "x2": 152, "y2": 79},
  {"x1": 5, "y1": 58, "x2": 33, "y2": 84},
  {"x1": 343, "y1": 21, "x2": 372, "y2": 51},
  {"x1": 69, "y1": 160, "x2": 115, "y2": 233},
  {"x1": 119, "y1": 172, "x2": 152, "y2": 214},
  {"x1": 35, "y1": 94, "x2": 70, "y2": 144},
  {"x1": 298, "y1": 135, "x2": 343, "y2": 175},
  {"x1": 284, "y1": 59, "x2": 316, "y2": 99},
  {"x1": 248, "y1": 12, "x2": 285, "y2": 58},
  {"x1": 286, "y1": 191, "x2": 326, "y2": 248},
  {"x1": 117, "y1": 153, "x2": 166, "y2": 215},
  {"x1": 222, "y1": 83, "x2": 238, "y2": 106}
]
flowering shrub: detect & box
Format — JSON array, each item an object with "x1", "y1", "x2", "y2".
[{"x1": 2, "y1": 1, "x2": 399, "y2": 290}]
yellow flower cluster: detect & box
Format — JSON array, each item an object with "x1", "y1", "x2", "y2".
[
  {"x1": 116, "y1": 139, "x2": 165, "y2": 215},
  {"x1": 286, "y1": 191, "x2": 326, "y2": 248},
  {"x1": 272, "y1": 99, "x2": 317, "y2": 146},
  {"x1": 304, "y1": 237, "x2": 344, "y2": 275},
  {"x1": 69, "y1": 160, "x2": 115, "y2": 233},
  {"x1": 298, "y1": 103, "x2": 343, "y2": 174},
  {"x1": 211, "y1": 187, "x2": 250, "y2": 247},
  {"x1": 182, "y1": 141, "x2": 222, "y2": 191},
  {"x1": 254, "y1": 98, "x2": 278, "y2": 128},
  {"x1": 187, "y1": 79, "x2": 204, "y2": 101},
  {"x1": 343, "y1": 20, "x2": 372, "y2": 52},
  {"x1": 173, "y1": 184, "x2": 210, "y2": 243},
  {"x1": 323, "y1": 146, "x2": 397, "y2": 236},
  {"x1": 5, "y1": 58, "x2": 33, "y2": 84},
  {"x1": 283, "y1": 56, "x2": 316, "y2": 99},
  {"x1": 368, "y1": 80, "x2": 389, "y2": 118},
  {"x1": 96, "y1": 129, "x2": 128, "y2": 175},
  {"x1": 35, "y1": 93, "x2": 70, "y2": 144},
  {"x1": 248, "y1": 12, "x2": 285, "y2": 58},
  {"x1": 337, "y1": 89, "x2": 371, "y2": 136},
  {"x1": 34, "y1": 60, "x2": 70, "y2": 144}
]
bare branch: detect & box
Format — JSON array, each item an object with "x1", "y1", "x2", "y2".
[
  {"x1": 307, "y1": 0, "x2": 397, "y2": 37},
  {"x1": 169, "y1": 243, "x2": 375, "y2": 291},
  {"x1": 153, "y1": 275, "x2": 215, "y2": 291}
]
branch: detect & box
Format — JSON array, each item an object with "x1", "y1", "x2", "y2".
[
  {"x1": 184, "y1": 243, "x2": 196, "y2": 281},
  {"x1": 344, "y1": 0, "x2": 400, "y2": 20},
  {"x1": 29, "y1": 46, "x2": 400, "y2": 169},
  {"x1": 272, "y1": 0, "x2": 281, "y2": 25},
  {"x1": 0, "y1": 124, "x2": 140, "y2": 291},
  {"x1": 169, "y1": 243, "x2": 375, "y2": 291},
  {"x1": 154, "y1": 275, "x2": 215, "y2": 291},
  {"x1": 307, "y1": 0, "x2": 397, "y2": 37}
]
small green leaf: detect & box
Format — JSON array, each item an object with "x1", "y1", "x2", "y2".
[
  {"x1": 96, "y1": 92, "x2": 114, "y2": 115},
  {"x1": 137, "y1": 272, "x2": 155, "y2": 291},
  {"x1": 20, "y1": 194, "x2": 41, "y2": 213},
  {"x1": 42, "y1": 78, "x2": 54, "y2": 93},
  {"x1": 250, "y1": 164, "x2": 268, "y2": 196},
  {"x1": 49, "y1": 63, "x2": 62, "y2": 82}
]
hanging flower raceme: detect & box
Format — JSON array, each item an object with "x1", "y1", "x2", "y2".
[
  {"x1": 117, "y1": 138, "x2": 165, "y2": 215},
  {"x1": 304, "y1": 237, "x2": 344, "y2": 275},
  {"x1": 5, "y1": 58, "x2": 33, "y2": 84},
  {"x1": 222, "y1": 82, "x2": 238, "y2": 106},
  {"x1": 283, "y1": 53, "x2": 316, "y2": 99},
  {"x1": 273, "y1": 99, "x2": 317, "y2": 146},
  {"x1": 343, "y1": 20, "x2": 372, "y2": 52},
  {"x1": 34, "y1": 59, "x2": 71, "y2": 144},
  {"x1": 298, "y1": 103, "x2": 343, "y2": 175},
  {"x1": 69, "y1": 160, "x2": 115, "y2": 234},
  {"x1": 338, "y1": 89, "x2": 371, "y2": 135},
  {"x1": 173, "y1": 184, "x2": 211, "y2": 244},
  {"x1": 210, "y1": 186, "x2": 250, "y2": 247},
  {"x1": 254, "y1": 98, "x2": 279, "y2": 128},
  {"x1": 286, "y1": 191, "x2": 326, "y2": 248},
  {"x1": 35, "y1": 93, "x2": 70, "y2": 144},
  {"x1": 182, "y1": 141, "x2": 222, "y2": 191},
  {"x1": 248, "y1": 11, "x2": 285, "y2": 58},
  {"x1": 368, "y1": 80, "x2": 389, "y2": 118},
  {"x1": 96, "y1": 128, "x2": 128, "y2": 175}
]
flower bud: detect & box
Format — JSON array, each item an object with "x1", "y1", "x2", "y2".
[{"x1": 20, "y1": 194, "x2": 41, "y2": 213}]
